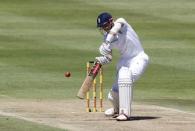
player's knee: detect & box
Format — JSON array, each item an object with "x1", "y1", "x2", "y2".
[
  {"x1": 108, "y1": 90, "x2": 119, "y2": 101},
  {"x1": 108, "y1": 91, "x2": 113, "y2": 101}
]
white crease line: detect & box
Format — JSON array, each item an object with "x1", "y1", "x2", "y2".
[
  {"x1": 0, "y1": 110, "x2": 81, "y2": 130},
  {"x1": 147, "y1": 105, "x2": 195, "y2": 116},
  {"x1": 0, "y1": 110, "x2": 37, "y2": 122}
]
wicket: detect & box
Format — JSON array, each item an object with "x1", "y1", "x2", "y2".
[{"x1": 86, "y1": 61, "x2": 104, "y2": 112}]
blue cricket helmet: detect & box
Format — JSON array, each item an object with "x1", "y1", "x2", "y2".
[{"x1": 97, "y1": 12, "x2": 113, "y2": 27}]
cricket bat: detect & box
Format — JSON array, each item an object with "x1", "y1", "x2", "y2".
[{"x1": 77, "y1": 62, "x2": 102, "y2": 99}]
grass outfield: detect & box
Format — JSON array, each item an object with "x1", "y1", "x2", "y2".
[{"x1": 0, "y1": 0, "x2": 194, "y2": 127}]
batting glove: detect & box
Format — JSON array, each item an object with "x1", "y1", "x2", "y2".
[
  {"x1": 99, "y1": 42, "x2": 112, "y2": 56},
  {"x1": 95, "y1": 55, "x2": 112, "y2": 65}
]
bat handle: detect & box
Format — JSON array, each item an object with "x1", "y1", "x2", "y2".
[{"x1": 89, "y1": 62, "x2": 102, "y2": 79}]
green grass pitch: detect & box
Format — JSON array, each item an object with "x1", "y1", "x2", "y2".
[{"x1": 0, "y1": 0, "x2": 195, "y2": 130}]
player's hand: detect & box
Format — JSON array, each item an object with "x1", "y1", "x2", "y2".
[
  {"x1": 95, "y1": 55, "x2": 112, "y2": 65},
  {"x1": 99, "y1": 42, "x2": 112, "y2": 56}
]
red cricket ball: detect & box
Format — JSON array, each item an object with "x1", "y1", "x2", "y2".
[{"x1": 64, "y1": 72, "x2": 71, "y2": 77}]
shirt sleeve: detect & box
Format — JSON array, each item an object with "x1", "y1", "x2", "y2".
[
  {"x1": 105, "y1": 18, "x2": 126, "y2": 43},
  {"x1": 105, "y1": 22, "x2": 122, "y2": 43}
]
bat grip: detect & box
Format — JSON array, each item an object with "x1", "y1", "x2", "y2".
[{"x1": 89, "y1": 62, "x2": 102, "y2": 79}]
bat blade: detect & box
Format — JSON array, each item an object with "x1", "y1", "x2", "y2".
[{"x1": 77, "y1": 75, "x2": 93, "y2": 99}]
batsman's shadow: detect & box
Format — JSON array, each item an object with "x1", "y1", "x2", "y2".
[{"x1": 128, "y1": 116, "x2": 160, "y2": 121}]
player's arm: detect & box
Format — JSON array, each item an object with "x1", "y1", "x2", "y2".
[
  {"x1": 106, "y1": 22, "x2": 123, "y2": 43},
  {"x1": 96, "y1": 19, "x2": 125, "y2": 65},
  {"x1": 95, "y1": 42, "x2": 112, "y2": 65}
]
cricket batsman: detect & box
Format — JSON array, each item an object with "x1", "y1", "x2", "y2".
[{"x1": 95, "y1": 12, "x2": 149, "y2": 121}]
